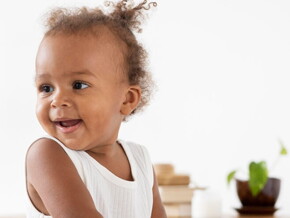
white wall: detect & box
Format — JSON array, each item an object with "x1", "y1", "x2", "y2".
[{"x1": 1, "y1": 0, "x2": 290, "y2": 215}]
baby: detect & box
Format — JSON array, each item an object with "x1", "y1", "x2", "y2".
[{"x1": 25, "y1": 1, "x2": 167, "y2": 217}]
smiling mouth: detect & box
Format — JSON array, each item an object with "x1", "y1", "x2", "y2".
[{"x1": 54, "y1": 119, "x2": 82, "y2": 133}]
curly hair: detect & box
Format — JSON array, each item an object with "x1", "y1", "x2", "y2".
[{"x1": 43, "y1": 0, "x2": 157, "y2": 118}]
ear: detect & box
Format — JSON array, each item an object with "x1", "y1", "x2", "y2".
[{"x1": 120, "y1": 85, "x2": 142, "y2": 115}]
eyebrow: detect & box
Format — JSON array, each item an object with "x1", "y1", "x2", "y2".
[
  {"x1": 72, "y1": 71, "x2": 97, "y2": 78},
  {"x1": 35, "y1": 70, "x2": 97, "y2": 81}
]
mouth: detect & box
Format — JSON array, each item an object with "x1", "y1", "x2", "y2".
[{"x1": 54, "y1": 119, "x2": 82, "y2": 134}]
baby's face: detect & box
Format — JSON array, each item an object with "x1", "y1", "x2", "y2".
[{"x1": 35, "y1": 29, "x2": 129, "y2": 150}]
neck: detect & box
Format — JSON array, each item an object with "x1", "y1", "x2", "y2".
[{"x1": 86, "y1": 141, "x2": 120, "y2": 158}]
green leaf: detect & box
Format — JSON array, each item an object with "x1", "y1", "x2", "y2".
[
  {"x1": 227, "y1": 170, "x2": 236, "y2": 186},
  {"x1": 249, "y1": 161, "x2": 268, "y2": 196},
  {"x1": 279, "y1": 140, "x2": 288, "y2": 156}
]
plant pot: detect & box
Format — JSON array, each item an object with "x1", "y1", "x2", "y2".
[{"x1": 236, "y1": 178, "x2": 281, "y2": 207}]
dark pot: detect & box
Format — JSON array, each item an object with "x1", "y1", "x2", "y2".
[{"x1": 236, "y1": 178, "x2": 281, "y2": 207}]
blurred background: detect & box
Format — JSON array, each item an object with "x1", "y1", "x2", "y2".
[{"x1": 1, "y1": 0, "x2": 290, "y2": 216}]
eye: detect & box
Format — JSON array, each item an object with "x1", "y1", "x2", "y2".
[
  {"x1": 73, "y1": 81, "x2": 89, "y2": 90},
  {"x1": 39, "y1": 85, "x2": 54, "y2": 93}
]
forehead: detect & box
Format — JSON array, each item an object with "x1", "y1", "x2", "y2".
[{"x1": 36, "y1": 26, "x2": 127, "y2": 80}]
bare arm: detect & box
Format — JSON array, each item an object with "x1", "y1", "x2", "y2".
[
  {"x1": 151, "y1": 168, "x2": 167, "y2": 218},
  {"x1": 26, "y1": 138, "x2": 103, "y2": 218}
]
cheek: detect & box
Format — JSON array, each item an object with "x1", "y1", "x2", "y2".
[
  {"x1": 35, "y1": 99, "x2": 49, "y2": 125},
  {"x1": 81, "y1": 102, "x2": 120, "y2": 126}
]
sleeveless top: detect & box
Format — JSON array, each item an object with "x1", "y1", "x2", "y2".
[{"x1": 26, "y1": 136, "x2": 154, "y2": 218}]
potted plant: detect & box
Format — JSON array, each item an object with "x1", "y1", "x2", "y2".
[{"x1": 227, "y1": 140, "x2": 287, "y2": 214}]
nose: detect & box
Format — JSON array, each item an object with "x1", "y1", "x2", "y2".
[{"x1": 50, "y1": 90, "x2": 72, "y2": 108}]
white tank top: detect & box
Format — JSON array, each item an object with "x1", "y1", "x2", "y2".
[{"x1": 26, "y1": 136, "x2": 154, "y2": 218}]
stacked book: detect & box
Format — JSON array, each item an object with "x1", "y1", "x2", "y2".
[{"x1": 154, "y1": 163, "x2": 197, "y2": 218}]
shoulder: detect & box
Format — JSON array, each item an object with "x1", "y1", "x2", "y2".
[
  {"x1": 26, "y1": 137, "x2": 76, "y2": 184},
  {"x1": 121, "y1": 140, "x2": 149, "y2": 154},
  {"x1": 27, "y1": 137, "x2": 92, "y2": 185},
  {"x1": 120, "y1": 140, "x2": 154, "y2": 187},
  {"x1": 121, "y1": 140, "x2": 151, "y2": 162},
  {"x1": 26, "y1": 137, "x2": 67, "y2": 165},
  {"x1": 26, "y1": 138, "x2": 103, "y2": 217},
  {"x1": 27, "y1": 137, "x2": 63, "y2": 153}
]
